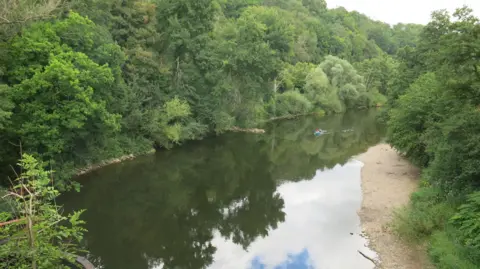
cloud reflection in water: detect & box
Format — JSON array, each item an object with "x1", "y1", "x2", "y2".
[{"x1": 209, "y1": 160, "x2": 376, "y2": 269}]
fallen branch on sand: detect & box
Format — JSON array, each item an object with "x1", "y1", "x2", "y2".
[{"x1": 358, "y1": 250, "x2": 379, "y2": 266}]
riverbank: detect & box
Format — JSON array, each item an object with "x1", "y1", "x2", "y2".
[
  {"x1": 357, "y1": 144, "x2": 432, "y2": 269},
  {"x1": 75, "y1": 149, "x2": 156, "y2": 176}
]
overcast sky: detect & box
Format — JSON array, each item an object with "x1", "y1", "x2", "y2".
[{"x1": 326, "y1": 0, "x2": 480, "y2": 25}]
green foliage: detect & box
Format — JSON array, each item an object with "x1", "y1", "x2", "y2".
[
  {"x1": 386, "y1": 6, "x2": 480, "y2": 269},
  {"x1": 354, "y1": 55, "x2": 395, "y2": 95},
  {"x1": 0, "y1": 84, "x2": 12, "y2": 129},
  {"x1": 157, "y1": 0, "x2": 217, "y2": 61},
  {"x1": 386, "y1": 7, "x2": 480, "y2": 194},
  {"x1": 0, "y1": 1, "x2": 427, "y2": 267},
  {"x1": 0, "y1": 0, "x2": 410, "y2": 186},
  {"x1": 387, "y1": 73, "x2": 441, "y2": 167},
  {"x1": 0, "y1": 154, "x2": 86, "y2": 268},
  {"x1": 367, "y1": 91, "x2": 386, "y2": 106},
  {"x1": 305, "y1": 65, "x2": 343, "y2": 113},
  {"x1": 10, "y1": 51, "x2": 120, "y2": 157},
  {"x1": 429, "y1": 231, "x2": 478, "y2": 269},
  {"x1": 275, "y1": 91, "x2": 313, "y2": 116},
  {"x1": 143, "y1": 97, "x2": 206, "y2": 149},
  {"x1": 280, "y1": 62, "x2": 316, "y2": 92},
  {"x1": 0, "y1": 0, "x2": 63, "y2": 41},
  {"x1": 450, "y1": 192, "x2": 480, "y2": 262},
  {"x1": 241, "y1": 6, "x2": 295, "y2": 61},
  {"x1": 304, "y1": 55, "x2": 375, "y2": 113},
  {"x1": 392, "y1": 187, "x2": 455, "y2": 242},
  {"x1": 301, "y1": 0, "x2": 326, "y2": 16}
]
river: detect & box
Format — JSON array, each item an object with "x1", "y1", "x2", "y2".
[{"x1": 61, "y1": 109, "x2": 386, "y2": 269}]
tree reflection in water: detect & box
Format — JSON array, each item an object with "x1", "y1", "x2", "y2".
[{"x1": 60, "y1": 109, "x2": 385, "y2": 269}]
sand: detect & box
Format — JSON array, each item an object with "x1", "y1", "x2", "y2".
[{"x1": 357, "y1": 143, "x2": 432, "y2": 269}]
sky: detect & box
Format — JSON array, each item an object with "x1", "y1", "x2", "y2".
[{"x1": 325, "y1": 0, "x2": 480, "y2": 25}]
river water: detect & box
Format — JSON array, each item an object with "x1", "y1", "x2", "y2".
[{"x1": 61, "y1": 109, "x2": 386, "y2": 269}]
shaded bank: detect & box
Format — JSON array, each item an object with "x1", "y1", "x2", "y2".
[
  {"x1": 75, "y1": 150, "x2": 156, "y2": 176},
  {"x1": 357, "y1": 144, "x2": 432, "y2": 269}
]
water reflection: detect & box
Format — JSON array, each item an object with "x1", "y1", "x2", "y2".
[
  {"x1": 209, "y1": 161, "x2": 375, "y2": 269},
  {"x1": 61, "y1": 109, "x2": 384, "y2": 269},
  {"x1": 250, "y1": 249, "x2": 313, "y2": 269}
]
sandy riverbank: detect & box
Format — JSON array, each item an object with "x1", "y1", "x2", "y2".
[{"x1": 357, "y1": 144, "x2": 432, "y2": 269}]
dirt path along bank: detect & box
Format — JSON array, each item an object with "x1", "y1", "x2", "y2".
[{"x1": 357, "y1": 144, "x2": 432, "y2": 269}]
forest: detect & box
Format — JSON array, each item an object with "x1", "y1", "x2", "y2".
[
  {"x1": 0, "y1": 0, "x2": 420, "y2": 188},
  {"x1": 3, "y1": 0, "x2": 477, "y2": 268},
  {"x1": 386, "y1": 6, "x2": 480, "y2": 269}
]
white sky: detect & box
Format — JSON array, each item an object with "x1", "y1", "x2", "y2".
[{"x1": 326, "y1": 0, "x2": 480, "y2": 25}]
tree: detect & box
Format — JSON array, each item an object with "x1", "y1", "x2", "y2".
[
  {"x1": 9, "y1": 51, "x2": 120, "y2": 160},
  {"x1": 0, "y1": 0, "x2": 400, "y2": 185},
  {"x1": 354, "y1": 54, "x2": 396, "y2": 95},
  {"x1": 301, "y1": 0, "x2": 326, "y2": 16},
  {"x1": 0, "y1": 84, "x2": 12, "y2": 129},
  {"x1": 385, "y1": 8, "x2": 480, "y2": 268},
  {"x1": 275, "y1": 91, "x2": 313, "y2": 116},
  {"x1": 142, "y1": 97, "x2": 208, "y2": 149},
  {"x1": 387, "y1": 72, "x2": 441, "y2": 167},
  {"x1": 280, "y1": 62, "x2": 316, "y2": 92},
  {"x1": 305, "y1": 55, "x2": 369, "y2": 113},
  {"x1": 0, "y1": 154, "x2": 86, "y2": 268},
  {"x1": 0, "y1": 0, "x2": 63, "y2": 40},
  {"x1": 156, "y1": 0, "x2": 217, "y2": 62},
  {"x1": 305, "y1": 64, "x2": 342, "y2": 113}
]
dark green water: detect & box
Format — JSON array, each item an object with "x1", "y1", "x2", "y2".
[{"x1": 61, "y1": 109, "x2": 385, "y2": 269}]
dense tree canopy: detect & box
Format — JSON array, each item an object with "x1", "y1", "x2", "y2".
[
  {"x1": 0, "y1": 0, "x2": 421, "y2": 185},
  {"x1": 385, "y1": 6, "x2": 480, "y2": 268},
  {"x1": 11, "y1": 0, "x2": 480, "y2": 268}
]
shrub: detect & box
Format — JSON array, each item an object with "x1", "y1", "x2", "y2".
[
  {"x1": 387, "y1": 73, "x2": 441, "y2": 167},
  {"x1": 449, "y1": 191, "x2": 480, "y2": 263},
  {"x1": 0, "y1": 154, "x2": 86, "y2": 268},
  {"x1": 429, "y1": 231, "x2": 478, "y2": 269},
  {"x1": 392, "y1": 187, "x2": 455, "y2": 242},
  {"x1": 275, "y1": 91, "x2": 313, "y2": 116},
  {"x1": 367, "y1": 91, "x2": 387, "y2": 107}
]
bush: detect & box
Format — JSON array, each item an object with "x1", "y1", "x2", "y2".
[
  {"x1": 275, "y1": 91, "x2": 313, "y2": 117},
  {"x1": 392, "y1": 187, "x2": 480, "y2": 268},
  {"x1": 429, "y1": 231, "x2": 478, "y2": 269},
  {"x1": 304, "y1": 56, "x2": 370, "y2": 113},
  {"x1": 449, "y1": 191, "x2": 480, "y2": 263},
  {"x1": 387, "y1": 73, "x2": 441, "y2": 167},
  {"x1": 392, "y1": 187, "x2": 455, "y2": 242},
  {"x1": 367, "y1": 91, "x2": 387, "y2": 107},
  {"x1": 0, "y1": 154, "x2": 86, "y2": 268},
  {"x1": 280, "y1": 62, "x2": 316, "y2": 92}
]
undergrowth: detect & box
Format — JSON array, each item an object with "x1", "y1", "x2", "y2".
[
  {"x1": 392, "y1": 185, "x2": 480, "y2": 268},
  {"x1": 392, "y1": 186, "x2": 454, "y2": 242}
]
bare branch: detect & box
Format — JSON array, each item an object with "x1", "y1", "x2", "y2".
[
  {"x1": 0, "y1": 218, "x2": 26, "y2": 227},
  {"x1": 3, "y1": 191, "x2": 23, "y2": 199}
]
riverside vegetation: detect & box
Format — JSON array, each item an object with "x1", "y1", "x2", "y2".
[
  {"x1": 385, "y1": 6, "x2": 480, "y2": 269},
  {"x1": 0, "y1": 0, "x2": 418, "y2": 188},
  {"x1": 0, "y1": 0, "x2": 474, "y2": 268}
]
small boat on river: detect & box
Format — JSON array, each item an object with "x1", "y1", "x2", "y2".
[{"x1": 314, "y1": 129, "x2": 327, "y2": 136}]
